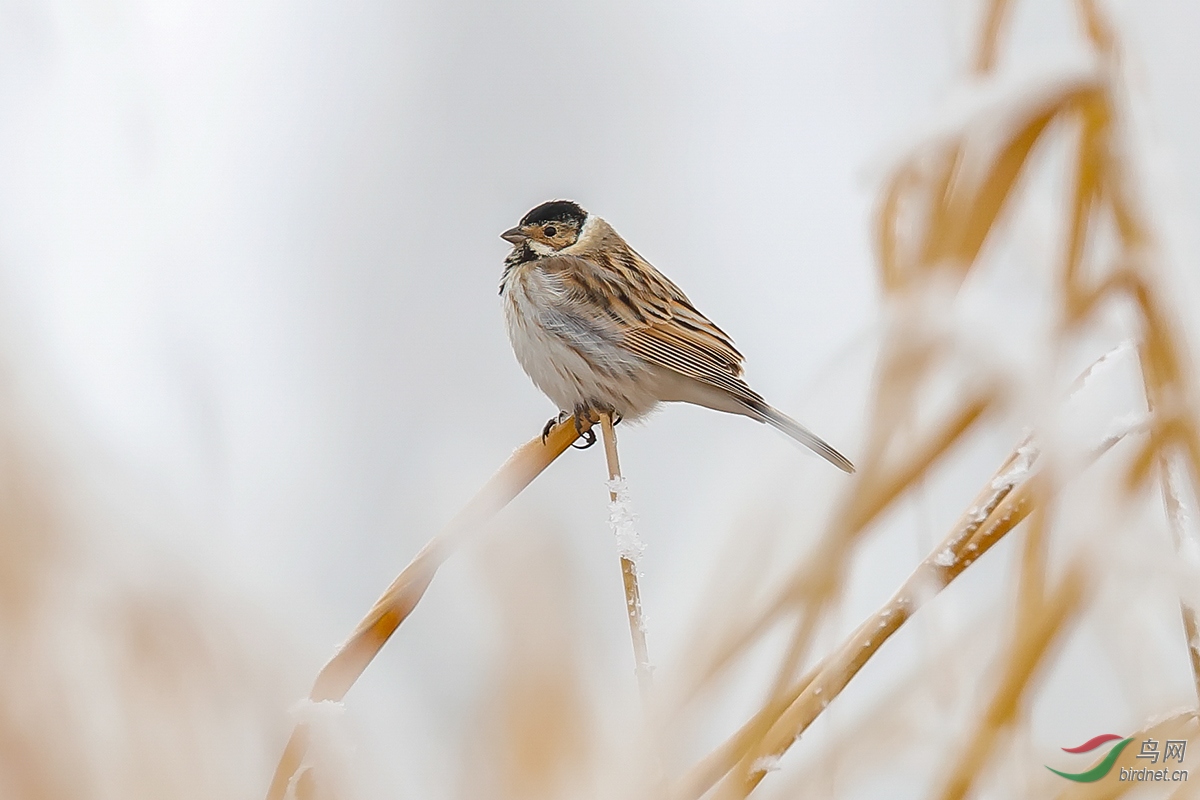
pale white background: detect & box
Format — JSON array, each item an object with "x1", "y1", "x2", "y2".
[{"x1": 1, "y1": 1, "x2": 1198, "y2": 797}]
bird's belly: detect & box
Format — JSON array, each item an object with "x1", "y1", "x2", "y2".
[{"x1": 503, "y1": 289, "x2": 660, "y2": 419}]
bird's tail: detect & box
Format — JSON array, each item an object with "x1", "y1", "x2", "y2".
[{"x1": 746, "y1": 401, "x2": 855, "y2": 474}]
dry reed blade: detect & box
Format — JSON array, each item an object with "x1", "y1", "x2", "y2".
[
  {"x1": 697, "y1": 0, "x2": 1200, "y2": 794},
  {"x1": 755, "y1": 390, "x2": 996, "y2": 690},
  {"x1": 688, "y1": 77, "x2": 1124, "y2": 791},
  {"x1": 1051, "y1": 0, "x2": 1200, "y2": 712},
  {"x1": 973, "y1": 0, "x2": 1012, "y2": 74},
  {"x1": 678, "y1": 387, "x2": 995, "y2": 719},
  {"x1": 1074, "y1": 0, "x2": 1117, "y2": 56},
  {"x1": 674, "y1": 439, "x2": 1036, "y2": 800},
  {"x1": 265, "y1": 417, "x2": 592, "y2": 800},
  {"x1": 1162, "y1": 463, "x2": 1200, "y2": 704},
  {"x1": 935, "y1": 565, "x2": 1086, "y2": 800},
  {"x1": 877, "y1": 79, "x2": 1105, "y2": 293},
  {"x1": 1140, "y1": 334, "x2": 1200, "y2": 704},
  {"x1": 688, "y1": 364, "x2": 1149, "y2": 800},
  {"x1": 720, "y1": 461, "x2": 1036, "y2": 797}
]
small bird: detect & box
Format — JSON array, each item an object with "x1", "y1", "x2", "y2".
[{"x1": 499, "y1": 200, "x2": 854, "y2": 473}]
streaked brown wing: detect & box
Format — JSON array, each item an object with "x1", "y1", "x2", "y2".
[
  {"x1": 623, "y1": 326, "x2": 764, "y2": 407},
  {"x1": 549, "y1": 250, "x2": 761, "y2": 406}
]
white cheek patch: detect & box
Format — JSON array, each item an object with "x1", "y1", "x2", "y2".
[{"x1": 528, "y1": 240, "x2": 555, "y2": 256}]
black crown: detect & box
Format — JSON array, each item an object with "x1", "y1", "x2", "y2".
[{"x1": 520, "y1": 199, "x2": 587, "y2": 227}]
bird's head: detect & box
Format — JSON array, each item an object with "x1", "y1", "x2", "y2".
[{"x1": 501, "y1": 200, "x2": 589, "y2": 261}]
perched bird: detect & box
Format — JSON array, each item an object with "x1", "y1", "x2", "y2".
[{"x1": 499, "y1": 200, "x2": 854, "y2": 473}]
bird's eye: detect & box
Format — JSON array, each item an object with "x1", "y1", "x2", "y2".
[{"x1": 543, "y1": 226, "x2": 557, "y2": 238}]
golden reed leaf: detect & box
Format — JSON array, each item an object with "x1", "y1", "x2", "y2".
[
  {"x1": 935, "y1": 566, "x2": 1085, "y2": 800},
  {"x1": 674, "y1": 438, "x2": 1039, "y2": 800},
  {"x1": 877, "y1": 81, "x2": 1106, "y2": 294},
  {"x1": 973, "y1": 0, "x2": 1012, "y2": 74}
]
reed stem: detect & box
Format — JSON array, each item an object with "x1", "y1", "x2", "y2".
[
  {"x1": 264, "y1": 416, "x2": 593, "y2": 800},
  {"x1": 600, "y1": 411, "x2": 654, "y2": 705}
]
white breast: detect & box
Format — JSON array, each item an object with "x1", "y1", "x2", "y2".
[{"x1": 502, "y1": 265, "x2": 662, "y2": 419}]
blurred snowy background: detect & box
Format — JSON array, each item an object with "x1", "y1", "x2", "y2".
[{"x1": 1, "y1": 1, "x2": 1199, "y2": 798}]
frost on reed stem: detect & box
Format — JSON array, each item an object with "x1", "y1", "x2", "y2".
[
  {"x1": 599, "y1": 411, "x2": 655, "y2": 708},
  {"x1": 606, "y1": 476, "x2": 645, "y2": 566}
]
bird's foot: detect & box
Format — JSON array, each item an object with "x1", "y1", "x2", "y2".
[
  {"x1": 570, "y1": 405, "x2": 598, "y2": 449},
  {"x1": 545, "y1": 406, "x2": 617, "y2": 449},
  {"x1": 541, "y1": 411, "x2": 569, "y2": 444}
]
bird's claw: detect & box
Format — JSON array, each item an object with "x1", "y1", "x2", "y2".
[
  {"x1": 541, "y1": 411, "x2": 568, "y2": 444},
  {"x1": 571, "y1": 407, "x2": 597, "y2": 449},
  {"x1": 571, "y1": 428, "x2": 597, "y2": 449}
]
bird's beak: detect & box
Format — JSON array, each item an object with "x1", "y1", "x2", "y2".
[{"x1": 501, "y1": 226, "x2": 528, "y2": 245}]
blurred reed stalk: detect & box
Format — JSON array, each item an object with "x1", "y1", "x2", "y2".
[
  {"x1": 686, "y1": 394, "x2": 1149, "y2": 799},
  {"x1": 671, "y1": 0, "x2": 1200, "y2": 797},
  {"x1": 680, "y1": 438, "x2": 1039, "y2": 799},
  {"x1": 265, "y1": 416, "x2": 594, "y2": 800}
]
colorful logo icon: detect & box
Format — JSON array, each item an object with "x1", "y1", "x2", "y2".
[
  {"x1": 1046, "y1": 734, "x2": 1134, "y2": 782},
  {"x1": 1048, "y1": 733, "x2": 1188, "y2": 783}
]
